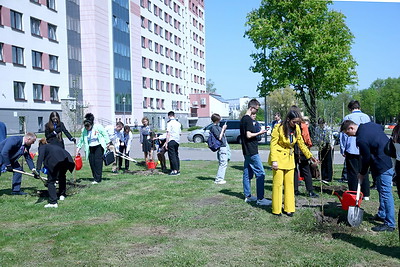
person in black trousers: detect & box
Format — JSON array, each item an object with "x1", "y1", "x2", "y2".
[
  {"x1": 45, "y1": 111, "x2": 76, "y2": 149},
  {"x1": 315, "y1": 118, "x2": 334, "y2": 182},
  {"x1": 36, "y1": 139, "x2": 75, "y2": 208},
  {"x1": 165, "y1": 111, "x2": 181, "y2": 175}
]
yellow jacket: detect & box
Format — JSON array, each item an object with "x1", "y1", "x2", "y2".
[{"x1": 268, "y1": 123, "x2": 313, "y2": 170}]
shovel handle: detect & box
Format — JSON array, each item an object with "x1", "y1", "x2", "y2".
[
  {"x1": 355, "y1": 179, "x2": 361, "y2": 206},
  {"x1": 12, "y1": 169, "x2": 48, "y2": 181}
]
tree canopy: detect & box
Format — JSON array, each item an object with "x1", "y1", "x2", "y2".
[
  {"x1": 206, "y1": 79, "x2": 217, "y2": 93},
  {"x1": 245, "y1": 0, "x2": 357, "y2": 123}
]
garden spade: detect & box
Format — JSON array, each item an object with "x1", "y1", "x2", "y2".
[{"x1": 347, "y1": 179, "x2": 364, "y2": 227}]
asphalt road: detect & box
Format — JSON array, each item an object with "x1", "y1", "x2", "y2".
[{"x1": 30, "y1": 132, "x2": 345, "y2": 165}]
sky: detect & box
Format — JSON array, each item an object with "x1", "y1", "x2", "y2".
[{"x1": 204, "y1": 0, "x2": 400, "y2": 99}]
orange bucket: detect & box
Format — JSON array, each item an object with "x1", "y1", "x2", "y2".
[
  {"x1": 146, "y1": 160, "x2": 157, "y2": 170},
  {"x1": 334, "y1": 191, "x2": 363, "y2": 211}
]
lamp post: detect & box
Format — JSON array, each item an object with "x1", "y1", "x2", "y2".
[{"x1": 122, "y1": 96, "x2": 126, "y2": 124}]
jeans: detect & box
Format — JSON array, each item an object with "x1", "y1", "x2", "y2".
[
  {"x1": 216, "y1": 146, "x2": 228, "y2": 182},
  {"x1": 243, "y1": 154, "x2": 265, "y2": 200},
  {"x1": 376, "y1": 168, "x2": 396, "y2": 228}
]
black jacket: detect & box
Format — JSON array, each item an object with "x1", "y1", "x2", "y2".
[
  {"x1": 36, "y1": 144, "x2": 75, "y2": 173},
  {"x1": 45, "y1": 122, "x2": 74, "y2": 149},
  {"x1": 356, "y1": 122, "x2": 392, "y2": 177}
]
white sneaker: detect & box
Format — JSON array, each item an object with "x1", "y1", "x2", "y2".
[
  {"x1": 59, "y1": 196, "x2": 65, "y2": 201},
  {"x1": 214, "y1": 180, "x2": 226, "y2": 185},
  {"x1": 244, "y1": 196, "x2": 257, "y2": 203},
  {"x1": 257, "y1": 198, "x2": 272, "y2": 206},
  {"x1": 44, "y1": 203, "x2": 58, "y2": 208},
  {"x1": 363, "y1": 196, "x2": 370, "y2": 201},
  {"x1": 92, "y1": 181, "x2": 98, "y2": 185}
]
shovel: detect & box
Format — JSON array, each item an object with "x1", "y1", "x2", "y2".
[
  {"x1": 13, "y1": 169, "x2": 48, "y2": 183},
  {"x1": 347, "y1": 179, "x2": 364, "y2": 227}
]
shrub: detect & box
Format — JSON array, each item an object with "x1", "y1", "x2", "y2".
[{"x1": 188, "y1": 126, "x2": 202, "y2": 131}]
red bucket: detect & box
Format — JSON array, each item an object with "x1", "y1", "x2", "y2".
[
  {"x1": 75, "y1": 153, "x2": 83, "y2": 171},
  {"x1": 146, "y1": 160, "x2": 157, "y2": 170},
  {"x1": 336, "y1": 191, "x2": 364, "y2": 211}
]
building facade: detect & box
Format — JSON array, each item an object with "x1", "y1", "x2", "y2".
[
  {"x1": 0, "y1": 0, "x2": 69, "y2": 134},
  {"x1": 189, "y1": 93, "x2": 229, "y2": 126}
]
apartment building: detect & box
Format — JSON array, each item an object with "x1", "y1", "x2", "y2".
[{"x1": 0, "y1": 0, "x2": 69, "y2": 134}]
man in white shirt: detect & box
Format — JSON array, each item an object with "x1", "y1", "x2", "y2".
[
  {"x1": 165, "y1": 111, "x2": 181, "y2": 175},
  {"x1": 105, "y1": 121, "x2": 124, "y2": 173}
]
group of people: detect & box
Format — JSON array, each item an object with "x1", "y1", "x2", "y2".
[{"x1": 221, "y1": 99, "x2": 397, "y2": 233}]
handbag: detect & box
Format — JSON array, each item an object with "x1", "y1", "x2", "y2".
[
  {"x1": 103, "y1": 150, "x2": 115, "y2": 166},
  {"x1": 384, "y1": 138, "x2": 396, "y2": 158}
]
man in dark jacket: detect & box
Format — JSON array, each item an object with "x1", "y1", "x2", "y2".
[
  {"x1": 341, "y1": 120, "x2": 395, "y2": 232},
  {"x1": 36, "y1": 139, "x2": 75, "y2": 208},
  {"x1": 0, "y1": 121, "x2": 6, "y2": 142},
  {"x1": 0, "y1": 133, "x2": 37, "y2": 195}
]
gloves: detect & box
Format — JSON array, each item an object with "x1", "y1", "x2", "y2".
[
  {"x1": 6, "y1": 165, "x2": 13, "y2": 172},
  {"x1": 71, "y1": 138, "x2": 76, "y2": 144}
]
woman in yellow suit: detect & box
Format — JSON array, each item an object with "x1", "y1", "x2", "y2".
[{"x1": 268, "y1": 110, "x2": 318, "y2": 216}]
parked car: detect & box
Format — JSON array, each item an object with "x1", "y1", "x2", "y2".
[
  {"x1": 385, "y1": 123, "x2": 397, "y2": 129},
  {"x1": 187, "y1": 120, "x2": 242, "y2": 143}
]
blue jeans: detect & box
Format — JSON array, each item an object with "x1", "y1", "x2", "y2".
[
  {"x1": 216, "y1": 146, "x2": 228, "y2": 182},
  {"x1": 243, "y1": 154, "x2": 265, "y2": 199},
  {"x1": 376, "y1": 168, "x2": 396, "y2": 228}
]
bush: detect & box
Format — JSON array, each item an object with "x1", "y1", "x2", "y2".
[{"x1": 188, "y1": 126, "x2": 202, "y2": 131}]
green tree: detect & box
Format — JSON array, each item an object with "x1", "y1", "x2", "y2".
[
  {"x1": 206, "y1": 79, "x2": 217, "y2": 93},
  {"x1": 267, "y1": 86, "x2": 298, "y2": 118},
  {"x1": 244, "y1": 0, "x2": 357, "y2": 123}
]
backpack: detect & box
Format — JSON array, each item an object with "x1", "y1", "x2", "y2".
[{"x1": 207, "y1": 131, "x2": 221, "y2": 152}]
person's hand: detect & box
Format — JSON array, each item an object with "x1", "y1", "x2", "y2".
[
  {"x1": 311, "y1": 157, "x2": 320, "y2": 164},
  {"x1": 342, "y1": 154, "x2": 346, "y2": 157},
  {"x1": 259, "y1": 129, "x2": 267, "y2": 135},
  {"x1": 6, "y1": 165, "x2": 13, "y2": 172},
  {"x1": 76, "y1": 148, "x2": 80, "y2": 155},
  {"x1": 222, "y1": 124, "x2": 227, "y2": 131},
  {"x1": 32, "y1": 169, "x2": 40, "y2": 179},
  {"x1": 71, "y1": 138, "x2": 76, "y2": 144},
  {"x1": 272, "y1": 161, "x2": 278, "y2": 170},
  {"x1": 357, "y1": 173, "x2": 365, "y2": 182}
]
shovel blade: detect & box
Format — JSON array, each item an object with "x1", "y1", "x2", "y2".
[{"x1": 347, "y1": 206, "x2": 364, "y2": 227}]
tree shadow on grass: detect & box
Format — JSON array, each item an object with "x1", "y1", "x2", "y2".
[
  {"x1": 0, "y1": 187, "x2": 39, "y2": 196},
  {"x1": 332, "y1": 232, "x2": 400, "y2": 259}
]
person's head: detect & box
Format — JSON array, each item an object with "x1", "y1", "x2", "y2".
[
  {"x1": 274, "y1": 112, "x2": 281, "y2": 121},
  {"x1": 115, "y1": 121, "x2": 124, "y2": 131},
  {"x1": 24, "y1": 132, "x2": 37, "y2": 146},
  {"x1": 142, "y1": 117, "x2": 149, "y2": 126},
  {"x1": 289, "y1": 105, "x2": 303, "y2": 121},
  {"x1": 340, "y1": 120, "x2": 358, "y2": 136},
  {"x1": 48, "y1": 111, "x2": 61, "y2": 125},
  {"x1": 247, "y1": 99, "x2": 260, "y2": 115},
  {"x1": 211, "y1": 113, "x2": 221, "y2": 124},
  {"x1": 250, "y1": 113, "x2": 256, "y2": 120},
  {"x1": 123, "y1": 125, "x2": 130, "y2": 133},
  {"x1": 38, "y1": 138, "x2": 47, "y2": 147},
  {"x1": 348, "y1": 100, "x2": 360, "y2": 111},
  {"x1": 83, "y1": 113, "x2": 94, "y2": 131},
  {"x1": 282, "y1": 110, "x2": 301, "y2": 138},
  {"x1": 168, "y1": 111, "x2": 175, "y2": 118}
]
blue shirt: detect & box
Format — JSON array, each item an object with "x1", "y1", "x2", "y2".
[{"x1": 340, "y1": 110, "x2": 371, "y2": 155}]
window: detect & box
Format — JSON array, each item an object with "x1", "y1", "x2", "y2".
[
  {"x1": 148, "y1": 59, "x2": 153, "y2": 70},
  {"x1": 143, "y1": 97, "x2": 148, "y2": 108},
  {"x1": 11, "y1": 10, "x2": 23, "y2": 31},
  {"x1": 148, "y1": 40, "x2": 153, "y2": 51},
  {"x1": 141, "y1": 16, "x2": 145, "y2": 28},
  {"x1": 154, "y1": 23, "x2": 158, "y2": 34},
  {"x1": 0, "y1": 43, "x2": 3, "y2": 62},
  {"x1": 156, "y1": 80, "x2": 159, "y2": 90},
  {"x1": 38, "y1": 117, "x2": 43, "y2": 132},
  {"x1": 159, "y1": 27, "x2": 163, "y2": 37},
  {"x1": 161, "y1": 81, "x2": 164, "y2": 91},
  {"x1": 160, "y1": 63, "x2": 164, "y2": 73},
  {"x1": 149, "y1": 78, "x2": 153, "y2": 89},
  {"x1": 49, "y1": 55, "x2": 58, "y2": 71},
  {"x1": 50, "y1": 86, "x2": 59, "y2": 101},
  {"x1": 150, "y1": 98, "x2": 154, "y2": 108},
  {"x1": 141, "y1": 36, "x2": 146, "y2": 48},
  {"x1": 155, "y1": 61, "x2": 159, "y2": 72},
  {"x1": 48, "y1": 24, "x2": 57, "y2": 41},
  {"x1": 32, "y1": 50, "x2": 42, "y2": 68},
  {"x1": 31, "y1": 0, "x2": 40, "y2": 3},
  {"x1": 47, "y1": 0, "x2": 56, "y2": 11},
  {"x1": 142, "y1": 57, "x2": 146, "y2": 68},
  {"x1": 33, "y1": 84, "x2": 43, "y2": 100},
  {"x1": 31, "y1": 17, "x2": 41, "y2": 36},
  {"x1": 155, "y1": 42, "x2": 159, "y2": 53},
  {"x1": 140, "y1": 0, "x2": 145, "y2": 8},
  {"x1": 14, "y1": 81, "x2": 25, "y2": 100},
  {"x1": 148, "y1": 20, "x2": 152, "y2": 32},
  {"x1": 160, "y1": 45, "x2": 164, "y2": 55},
  {"x1": 12, "y1": 46, "x2": 24, "y2": 65},
  {"x1": 148, "y1": 1, "x2": 152, "y2": 12},
  {"x1": 142, "y1": 77, "x2": 147, "y2": 88}
]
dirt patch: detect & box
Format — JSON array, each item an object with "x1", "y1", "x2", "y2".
[
  {"x1": 70, "y1": 212, "x2": 121, "y2": 226},
  {"x1": 125, "y1": 225, "x2": 171, "y2": 237},
  {"x1": 194, "y1": 195, "x2": 226, "y2": 207},
  {"x1": 124, "y1": 169, "x2": 165, "y2": 176},
  {"x1": 125, "y1": 242, "x2": 168, "y2": 258}
]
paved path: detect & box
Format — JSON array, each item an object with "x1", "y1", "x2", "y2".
[{"x1": 31, "y1": 134, "x2": 345, "y2": 165}]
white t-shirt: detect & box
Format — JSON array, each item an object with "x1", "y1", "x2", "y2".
[{"x1": 167, "y1": 119, "x2": 181, "y2": 143}]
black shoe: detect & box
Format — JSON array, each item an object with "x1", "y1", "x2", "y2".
[
  {"x1": 272, "y1": 213, "x2": 282, "y2": 217},
  {"x1": 338, "y1": 178, "x2": 348, "y2": 183},
  {"x1": 294, "y1": 190, "x2": 300, "y2": 196},
  {"x1": 308, "y1": 191, "x2": 319, "y2": 198},
  {"x1": 371, "y1": 224, "x2": 395, "y2": 232},
  {"x1": 369, "y1": 214, "x2": 385, "y2": 223},
  {"x1": 283, "y1": 211, "x2": 294, "y2": 217},
  {"x1": 12, "y1": 191, "x2": 27, "y2": 195},
  {"x1": 370, "y1": 185, "x2": 377, "y2": 190}
]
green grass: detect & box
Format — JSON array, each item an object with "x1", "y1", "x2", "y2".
[
  {"x1": 0, "y1": 161, "x2": 399, "y2": 266},
  {"x1": 180, "y1": 142, "x2": 270, "y2": 150}
]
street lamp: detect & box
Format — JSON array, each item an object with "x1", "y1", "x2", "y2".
[{"x1": 122, "y1": 96, "x2": 126, "y2": 124}]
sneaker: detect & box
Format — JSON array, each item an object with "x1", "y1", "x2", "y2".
[
  {"x1": 256, "y1": 198, "x2": 272, "y2": 206},
  {"x1": 369, "y1": 214, "x2": 385, "y2": 222},
  {"x1": 92, "y1": 181, "x2": 99, "y2": 185},
  {"x1": 321, "y1": 180, "x2": 330, "y2": 185},
  {"x1": 59, "y1": 195, "x2": 65, "y2": 201},
  {"x1": 338, "y1": 178, "x2": 348, "y2": 183},
  {"x1": 214, "y1": 180, "x2": 226, "y2": 185},
  {"x1": 11, "y1": 191, "x2": 28, "y2": 195},
  {"x1": 363, "y1": 196, "x2": 370, "y2": 201},
  {"x1": 308, "y1": 191, "x2": 319, "y2": 198},
  {"x1": 371, "y1": 224, "x2": 395, "y2": 232},
  {"x1": 44, "y1": 203, "x2": 58, "y2": 208},
  {"x1": 169, "y1": 171, "x2": 180, "y2": 176},
  {"x1": 244, "y1": 196, "x2": 257, "y2": 203}
]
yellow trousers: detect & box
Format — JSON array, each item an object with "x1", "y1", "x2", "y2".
[{"x1": 272, "y1": 169, "x2": 295, "y2": 214}]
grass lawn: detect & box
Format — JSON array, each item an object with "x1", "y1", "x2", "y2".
[
  {"x1": 180, "y1": 142, "x2": 270, "y2": 150},
  {"x1": 0, "y1": 159, "x2": 399, "y2": 266}
]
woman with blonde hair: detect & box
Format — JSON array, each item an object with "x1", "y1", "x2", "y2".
[{"x1": 269, "y1": 110, "x2": 318, "y2": 216}]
